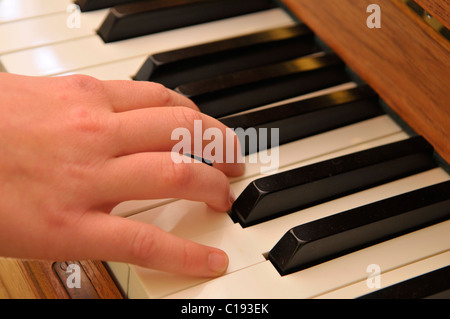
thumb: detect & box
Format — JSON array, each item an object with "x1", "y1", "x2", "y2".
[{"x1": 69, "y1": 212, "x2": 229, "y2": 277}]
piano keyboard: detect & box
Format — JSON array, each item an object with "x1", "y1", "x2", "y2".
[{"x1": 1, "y1": 0, "x2": 448, "y2": 299}]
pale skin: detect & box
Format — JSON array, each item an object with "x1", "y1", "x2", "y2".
[{"x1": 0, "y1": 73, "x2": 244, "y2": 278}]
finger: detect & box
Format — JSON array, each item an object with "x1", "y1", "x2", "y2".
[
  {"x1": 64, "y1": 212, "x2": 229, "y2": 277},
  {"x1": 97, "y1": 152, "x2": 236, "y2": 212},
  {"x1": 102, "y1": 80, "x2": 199, "y2": 112},
  {"x1": 112, "y1": 106, "x2": 244, "y2": 177}
]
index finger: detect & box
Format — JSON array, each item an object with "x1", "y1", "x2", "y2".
[{"x1": 103, "y1": 80, "x2": 199, "y2": 112}]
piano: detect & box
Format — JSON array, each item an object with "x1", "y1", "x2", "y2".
[{"x1": 0, "y1": 0, "x2": 449, "y2": 299}]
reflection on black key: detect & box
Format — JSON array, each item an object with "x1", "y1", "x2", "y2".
[
  {"x1": 220, "y1": 85, "x2": 383, "y2": 155},
  {"x1": 98, "y1": 0, "x2": 276, "y2": 42},
  {"x1": 134, "y1": 25, "x2": 320, "y2": 89},
  {"x1": 178, "y1": 54, "x2": 349, "y2": 118},
  {"x1": 269, "y1": 181, "x2": 450, "y2": 276},
  {"x1": 229, "y1": 136, "x2": 437, "y2": 227},
  {"x1": 358, "y1": 266, "x2": 450, "y2": 299},
  {"x1": 75, "y1": 0, "x2": 139, "y2": 12}
]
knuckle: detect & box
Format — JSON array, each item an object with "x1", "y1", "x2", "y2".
[
  {"x1": 129, "y1": 225, "x2": 156, "y2": 263},
  {"x1": 164, "y1": 160, "x2": 194, "y2": 189},
  {"x1": 181, "y1": 240, "x2": 196, "y2": 272},
  {"x1": 66, "y1": 74, "x2": 103, "y2": 92},
  {"x1": 149, "y1": 82, "x2": 173, "y2": 105},
  {"x1": 67, "y1": 107, "x2": 106, "y2": 135},
  {"x1": 171, "y1": 106, "x2": 202, "y2": 130}
]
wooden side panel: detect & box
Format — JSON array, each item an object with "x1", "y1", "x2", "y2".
[
  {"x1": 0, "y1": 258, "x2": 122, "y2": 299},
  {"x1": 281, "y1": 0, "x2": 450, "y2": 164}
]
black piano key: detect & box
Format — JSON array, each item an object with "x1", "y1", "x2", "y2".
[
  {"x1": 220, "y1": 85, "x2": 384, "y2": 155},
  {"x1": 75, "y1": 0, "x2": 139, "y2": 12},
  {"x1": 98, "y1": 0, "x2": 276, "y2": 43},
  {"x1": 358, "y1": 266, "x2": 450, "y2": 299},
  {"x1": 268, "y1": 181, "x2": 450, "y2": 276},
  {"x1": 229, "y1": 136, "x2": 437, "y2": 227},
  {"x1": 134, "y1": 25, "x2": 321, "y2": 89},
  {"x1": 178, "y1": 54, "x2": 350, "y2": 118}
]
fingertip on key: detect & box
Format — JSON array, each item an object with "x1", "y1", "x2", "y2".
[{"x1": 208, "y1": 251, "x2": 229, "y2": 276}]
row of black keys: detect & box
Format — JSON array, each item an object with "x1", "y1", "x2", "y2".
[
  {"x1": 75, "y1": 1, "x2": 450, "y2": 297},
  {"x1": 134, "y1": 23, "x2": 382, "y2": 153}
]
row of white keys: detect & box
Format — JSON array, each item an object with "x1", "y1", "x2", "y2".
[
  {"x1": 164, "y1": 220, "x2": 450, "y2": 299},
  {"x1": 0, "y1": 0, "x2": 71, "y2": 24},
  {"x1": 119, "y1": 143, "x2": 450, "y2": 298},
  {"x1": 0, "y1": 8, "x2": 107, "y2": 55},
  {"x1": 0, "y1": 8, "x2": 295, "y2": 76}
]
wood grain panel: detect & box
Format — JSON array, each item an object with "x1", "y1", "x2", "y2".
[
  {"x1": 0, "y1": 258, "x2": 44, "y2": 299},
  {"x1": 282, "y1": 0, "x2": 450, "y2": 164},
  {"x1": 416, "y1": 0, "x2": 450, "y2": 29}
]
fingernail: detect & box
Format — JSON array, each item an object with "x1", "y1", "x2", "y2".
[{"x1": 208, "y1": 252, "x2": 228, "y2": 275}]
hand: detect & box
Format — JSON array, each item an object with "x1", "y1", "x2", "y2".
[{"x1": 0, "y1": 73, "x2": 244, "y2": 277}]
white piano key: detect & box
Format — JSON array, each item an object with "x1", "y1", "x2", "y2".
[
  {"x1": 163, "y1": 220, "x2": 450, "y2": 299},
  {"x1": 1, "y1": 8, "x2": 295, "y2": 76},
  {"x1": 0, "y1": 0, "x2": 71, "y2": 24},
  {"x1": 121, "y1": 167, "x2": 449, "y2": 298},
  {"x1": 127, "y1": 223, "x2": 266, "y2": 299},
  {"x1": 315, "y1": 251, "x2": 450, "y2": 299},
  {"x1": 0, "y1": 9, "x2": 107, "y2": 54}
]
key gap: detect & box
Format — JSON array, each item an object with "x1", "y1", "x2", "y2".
[
  {"x1": 1, "y1": 33, "x2": 98, "y2": 56},
  {"x1": 0, "y1": 10, "x2": 69, "y2": 26},
  {"x1": 46, "y1": 52, "x2": 150, "y2": 78}
]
